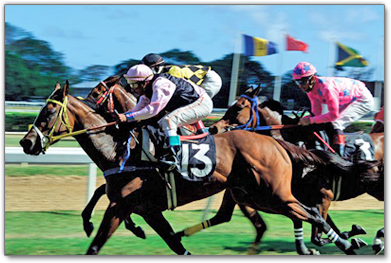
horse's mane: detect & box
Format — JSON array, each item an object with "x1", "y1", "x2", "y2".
[{"x1": 276, "y1": 139, "x2": 327, "y2": 167}]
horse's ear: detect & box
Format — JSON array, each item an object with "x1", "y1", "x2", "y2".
[
  {"x1": 249, "y1": 85, "x2": 261, "y2": 98},
  {"x1": 244, "y1": 87, "x2": 254, "y2": 94},
  {"x1": 62, "y1": 80, "x2": 69, "y2": 98},
  {"x1": 54, "y1": 82, "x2": 61, "y2": 91}
]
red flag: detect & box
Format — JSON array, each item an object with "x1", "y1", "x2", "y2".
[{"x1": 286, "y1": 34, "x2": 309, "y2": 53}]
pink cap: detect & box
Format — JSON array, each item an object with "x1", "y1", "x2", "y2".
[{"x1": 292, "y1": 62, "x2": 317, "y2": 79}]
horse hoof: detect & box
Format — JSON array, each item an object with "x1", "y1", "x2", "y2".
[
  {"x1": 83, "y1": 222, "x2": 94, "y2": 237},
  {"x1": 351, "y1": 238, "x2": 368, "y2": 249},
  {"x1": 372, "y1": 238, "x2": 384, "y2": 255},
  {"x1": 86, "y1": 245, "x2": 99, "y2": 255},
  {"x1": 308, "y1": 248, "x2": 321, "y2": 255},
  {"x1": 247, "y1": 242, "x2": 260, "y2": 255},
  {"x1": 352, "y1": 224, "x2": 367, "y2": 235},
  {"x1": 133, "y1": 226, "x2": 146, "y2": 239}
]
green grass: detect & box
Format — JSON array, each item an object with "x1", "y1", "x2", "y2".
[
  {"x1": 4, "y1": 209, "x2": 384, "y2": 255},
  {"x1": 5, "y1": 164, "x2": 103, "y2": 177}
]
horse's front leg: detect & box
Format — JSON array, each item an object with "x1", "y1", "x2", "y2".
[
  {"x1": 372, "y1": 227, "x2": 384, "y2": 255},
  {"x1": 86, "y1": 201, "x2": 128, "y2": 255},
  {"x1": 143, "y1": 211, "x2": 191, "y2": 255}
]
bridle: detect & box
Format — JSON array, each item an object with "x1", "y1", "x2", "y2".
[
  {"x1": 234, "y1": 95, "x2": 260, "y2": 130},
  {"x1": 32, "y1": 95, "x2": 117, "y2": 154},
  {"x1": 94, "y1": 80, "x2": 136, "y2": 113}
]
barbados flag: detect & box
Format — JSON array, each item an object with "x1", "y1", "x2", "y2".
[{"x1": 243, "y1": 34, "x2": 278, "y2": 56}]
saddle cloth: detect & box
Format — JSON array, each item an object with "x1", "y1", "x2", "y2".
[
  {"x1": 344, "y1": 133, "x2": 375, "y2": 161},
  {"x1": 141, "y1": 128, "x2": 216, "y2": 182}
]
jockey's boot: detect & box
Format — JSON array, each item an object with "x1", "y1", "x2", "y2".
[
  {"x1": 332, "y1": 134, "x2": 346, "y2": 157},
  {"x1": 194, "y1": 120, "x2": 208, "y2": 134},
  {"x1": 159, "y1": 135, "x2": 181, "y2": 172}
]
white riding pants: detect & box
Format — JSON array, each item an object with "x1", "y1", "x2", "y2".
[
  {"x1": 159, "y1": 93, "x2": 213, "y2": 135},
  {"x1": 201, "y1": 70, "x2": 222, "y2": 98},
  {"x1": 332, "y1": 87, "x2": 374, "y2": 131}
]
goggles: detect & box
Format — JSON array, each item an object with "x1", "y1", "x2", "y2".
[
  {"x1": 295, "y1": 76, "x2": 313, "y2": 86},
  {"x1": 125, "y1": 74, "x2": 153, "y2": 89},
  {"x1": 126, "y1": 80, "x2": 143, "y2": 90}
]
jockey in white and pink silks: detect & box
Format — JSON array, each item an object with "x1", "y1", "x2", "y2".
[{"x1": 293, "y1": 62, "x2": 374, "y2": 156}]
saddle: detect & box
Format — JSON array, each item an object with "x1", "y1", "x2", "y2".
[
  {"x1": 140, "y1": 122, "x2": 217, "y2": 182},
  {"x1": 316, "y1": 131, "x2": 375, "y2": 161}
]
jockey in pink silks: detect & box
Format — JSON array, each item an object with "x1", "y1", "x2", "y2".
[
  {"x1": 293, "y1": 62, "x2": 374, "y2": 156},
  {"x1": 118, "y1": 64, "x2": 213, "y2": 170}
]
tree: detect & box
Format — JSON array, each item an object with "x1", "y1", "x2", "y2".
[
  {"x1": 5, "y1": 23, "x2": 74, "y2": 100},
  {"x1": 78, "y1": 65, "x2": 111, "y2": 82}
]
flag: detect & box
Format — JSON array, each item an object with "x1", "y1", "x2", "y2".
[
  {"x1": 335, "y1": 42, "x2": 369, "y2": 67},
  {"x1": 243, "y1": 34, "x2": 278, "y2": 56},
  {"x1": 286, "y1": 34, "x2": 309, "y2": 53}
]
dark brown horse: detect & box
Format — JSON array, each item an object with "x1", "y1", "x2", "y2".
[
  {"x1": 207, "y1": 86, "x2": 384, "y2": 251},
  {"x1": 19, "y1": 81, "x2": 369, "y2": 255}
]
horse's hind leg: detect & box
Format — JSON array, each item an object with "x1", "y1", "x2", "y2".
[
  {"x1": 82, "y1": 184, "x2": 106, "y2": 237},
  {"x1": 176, "y1": 190, "x2": 237, "y2": 238},
  {"x1": 292, "y1": 220, "x2": 320, "y2": 255},
  {"x1": 372, "y1": 227, "x2": 384, "y2": 255},
  {"x1": 285, "y1": 201, "x2": 356, "y2": 255}
]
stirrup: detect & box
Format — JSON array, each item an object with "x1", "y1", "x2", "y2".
[{"x1": 159, "y1": 155, "x2": 179, "y2": 172}]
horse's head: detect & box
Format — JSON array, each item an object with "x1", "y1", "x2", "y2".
[
  {"x1": 209, "y1": 86, "x2": 262, "y2": 135},
  {"x1": 85, "y1": 75, "x2": 137, "y2": 114},
  {"x1": 20, "y1": 81, "x2": 75, "y2": 155}
]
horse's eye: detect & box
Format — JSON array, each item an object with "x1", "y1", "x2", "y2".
[{"x1": 92, "y1": 92, "x2": 99, "y2": 98}]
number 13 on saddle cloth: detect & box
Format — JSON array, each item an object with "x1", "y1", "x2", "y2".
[{"x1": 140, "y1": 128, "x2": 216, "y2": 182}]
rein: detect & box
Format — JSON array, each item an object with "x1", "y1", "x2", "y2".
[
  {"x1": 230, "y1": 95, "x2": 336, "y2": 153},
  {"x1": 33, "y1": 96, "x2": 117, "y2": 153},
  {"x1": 231, "y1": 95, "x2": 297, "y2": 132}
]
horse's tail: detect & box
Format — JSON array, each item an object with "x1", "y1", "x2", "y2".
[
  {"x1": 309, "y1": 149, "x2": 381, "y2": 186},
  {"x1": 276, "y1": 140, "x2": 381, "y2": 183}
]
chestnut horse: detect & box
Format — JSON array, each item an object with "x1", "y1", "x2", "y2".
[
  {"x1": 19, "y1": 81, "x2": 369, "y2": 255},
  {"x1": 81, "y1": 76, "x2": 276, "y2": 251}
]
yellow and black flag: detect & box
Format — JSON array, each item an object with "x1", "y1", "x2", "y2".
[{"x1": 335, "y1": 42, "x2": 369, "y2": 68}]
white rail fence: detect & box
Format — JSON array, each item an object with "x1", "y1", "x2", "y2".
[{"x1": 5, "y1": 147, "x2": 97, "y2": 203}]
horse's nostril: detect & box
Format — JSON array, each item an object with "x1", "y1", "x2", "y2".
[{"x1": 19, "y1": 139, "x2": 33, "y2": 153}]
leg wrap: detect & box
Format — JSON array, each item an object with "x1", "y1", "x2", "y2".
[{"x1": 184, "y1": 220, "x2": 211, "y2": 236}]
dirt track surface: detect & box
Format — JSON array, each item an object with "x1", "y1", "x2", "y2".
[{"x1": 5, "y1": 175, "x2": 384, "y2": 212}]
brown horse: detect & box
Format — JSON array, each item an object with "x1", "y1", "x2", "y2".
[
  {"x1": 207, "y1": 86, "x2": 384, "y2": 251},
  {"x1": 81, "y1": 76, "x2": 274, "y2": 249},
  {"x1": 19, "y1": 81, "x2": 368, "y2": 255}
]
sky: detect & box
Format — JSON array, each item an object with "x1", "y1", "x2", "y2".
[{"x1": 4, "y1": 2, "x2": 385, "y2": 81}]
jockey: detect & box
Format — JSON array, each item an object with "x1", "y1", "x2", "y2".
[
  {"x1": 293, "y1": 62, "x2": 374, "y2": 156},
  {"x1": 118, "y1": 64, "x2": 213, "y2": 170},
  {"x1": 371, "y1": 106, "x2": 384, "y2": 133},
  {"x1": 141, "y1": 53, "x2": 222, "y2": 99}
]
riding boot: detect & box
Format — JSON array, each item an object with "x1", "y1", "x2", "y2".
[
  {"x1": 332, "y1": 134, "x2": 345, "y2": 157},
  {"x1": 160, "y1": 135, "x2": 181, "y2": 172}
]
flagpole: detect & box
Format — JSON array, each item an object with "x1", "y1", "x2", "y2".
[
  {"x1": 228, "y1": 32, "x2": 241, "y2": 106},
  {"x1": 328, "y1": 38, "x2": 336, "y2": 77},
  {"x1": 273, "y1": 30, "x2": 284, "y2": 101}
]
